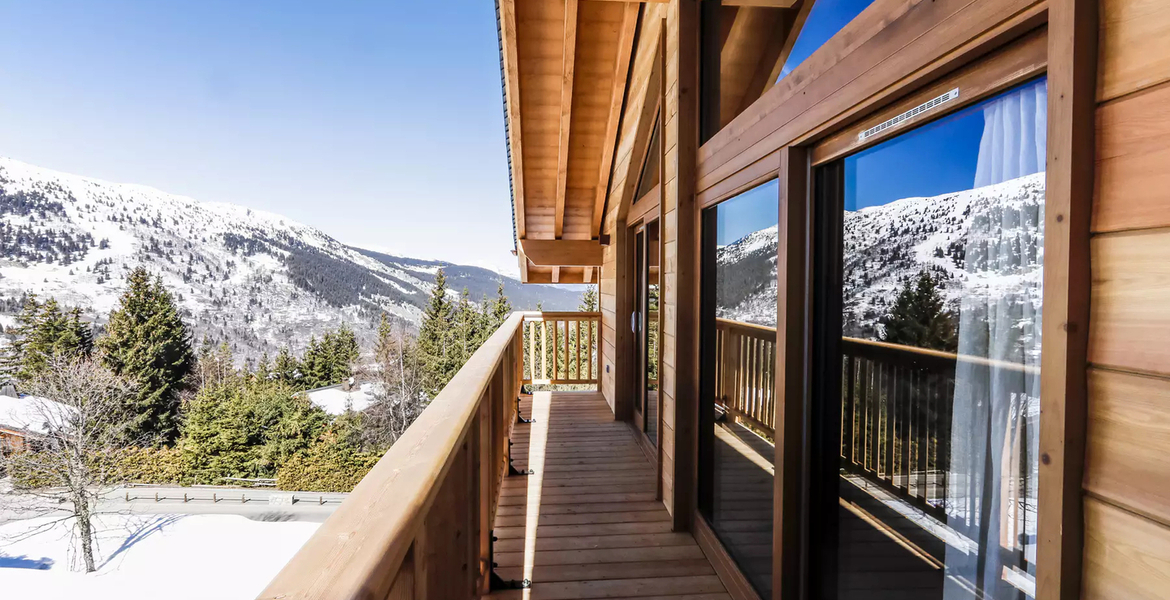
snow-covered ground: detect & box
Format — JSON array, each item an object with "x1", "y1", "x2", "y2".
[{"x1": 0, "y1": 513, "x2": 318, "y2": 600}]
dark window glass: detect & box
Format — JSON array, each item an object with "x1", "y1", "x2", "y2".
[
  {"x1": 700, "y1": 179, "x2": 779, "y2": 598},
  {"x1": 813, "y1": 78, "x2": 1047, "y2": 600},
  {"x1": 635, "y1": 114, "x2": 662, "y2": 201}
]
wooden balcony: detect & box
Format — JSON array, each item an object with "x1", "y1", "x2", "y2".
[
  {"x1": 257, "y1": 312, "x2": 727, "y2": 600},
  {"x1": 489, "y1": 391, "x2": 727, "y2": 599}
]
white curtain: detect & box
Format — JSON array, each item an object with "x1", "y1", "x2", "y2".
[{"x1": 944, "y1": 78, "x2": 1046, "y2": 599}]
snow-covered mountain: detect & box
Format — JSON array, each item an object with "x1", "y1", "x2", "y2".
[
  {"x1": 716, "y1": 172, "x2": 1046, "y2": 336},
  {"x1": 0, "y1": 158, "x2": 581, "y2": 359}
]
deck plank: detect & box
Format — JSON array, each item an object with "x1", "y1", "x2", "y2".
[{"x1": 485, "y1": 391, "x2": 728, "y2": 599}]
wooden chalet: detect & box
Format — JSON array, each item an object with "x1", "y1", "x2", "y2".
[{"x1": 260, "y1": 1, "x2": 1170, "y2": 599}]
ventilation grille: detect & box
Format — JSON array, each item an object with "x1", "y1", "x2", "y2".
[{"x1": 858, "y1": 88, "x2": 960, "y2": 142}]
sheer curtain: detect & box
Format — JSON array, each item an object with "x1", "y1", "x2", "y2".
[{"x1": 944, "y1": 78, "x2": 1046, "y2": 599}]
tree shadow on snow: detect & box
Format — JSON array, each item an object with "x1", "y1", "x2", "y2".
[
  {"x1": 0, "y1": 553, "x2": 55, "y2": 570},
  {"x1": 98, "y1": 514, "x2": 186, "y2": 570}
]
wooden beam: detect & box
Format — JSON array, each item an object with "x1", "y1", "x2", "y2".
[
  {"x1": 765, "y1": 0, "x2": 815, "y2": 87},
  {"x1": 516, "y1": 246, "x2": 530, "y2": 282},
  {"x1": 1038, "y1": 0, "x2": 1097, "y2": 598},
  {"x1": 520, "y1": 239, "x2": 605, "y2": 267},
  {"x1": 551, "y1": 266, "x2": 561, "y2": 283},
  {"x1": 593, "y1": 3, "x2": 641, "y2": 238},
  {"x1": 499, "y1": 0, "x2": 526, "y2": 239},
  {"x1": 583, "y1": 266, "x2": 593, "y2": 283},
  {"x1": 555, "y1": 0, "x2": 579, "y2": 239}
]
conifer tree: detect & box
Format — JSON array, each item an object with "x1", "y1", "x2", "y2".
[
  {"x1": 417, "y1": 269, "x2": 455, "y2": 397},
  {"x1": 273, "y1": 346, "x2": 300, "y2": 386},
  {"x1": 579, "y1": 285, "x2": 598, "y2": 312},
  {"x1": 485, "y1": 282, "x2": 512, "y2": 336},
  {"x1": 880, "y1": 270, "x2": 957, "y2": 352},
  {"x1": 255, "y1": 352, "x2": 272, "y2": 382},
  {"x1": 4, "y1": 295, "x2": 93, "y2": 382},
  {"x1": 98, "y1": 267, "x2": 195, "y2": 444}
]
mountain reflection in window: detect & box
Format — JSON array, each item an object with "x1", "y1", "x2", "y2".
[
  {"x1": 705, "y1": 179, "x2": 778, "y2": 598},
  {"x1": 834, "y1": 78, "x2": 1046, "y2": 600}
]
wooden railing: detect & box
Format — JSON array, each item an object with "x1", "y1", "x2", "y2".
[
  {"x1": 522, "y1": 311, "x2": 600, "y2": 386},
  {"x1": 840, "y1": 337, "x2": 1036, "y2": 532},
  {"x1": 714, "y1": 318, "x2": 777, "y2": 437},
  {"x1": 258, "y1": 312, "x2": 526, "y2": 600},
  {"x1": 713, "y1": 319, "x2": 1036, "y2": 536}
]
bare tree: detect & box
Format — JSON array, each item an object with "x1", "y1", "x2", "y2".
[
  {"x1": 0, "y1": 356, "x2": 136, "y2": 572},
  {"x1": 359, "y1": 316, "x2": 428, "y2": 450}
]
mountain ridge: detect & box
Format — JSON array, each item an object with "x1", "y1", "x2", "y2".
[{"x1": 0, "y1": 157, "x2": 581, "y2": 360}]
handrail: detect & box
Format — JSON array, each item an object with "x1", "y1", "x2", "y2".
[{"x1": 258, "y1": 312, "x2": 526, "y2": 600}]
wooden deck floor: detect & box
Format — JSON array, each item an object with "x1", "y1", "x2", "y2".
[{"x1": 487, "y1": 391, "x2": 730, "y2": 600}]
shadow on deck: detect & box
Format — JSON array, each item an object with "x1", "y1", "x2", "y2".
[{"x1": 486, "y1": 391, "x2": 730, "y2": 600}]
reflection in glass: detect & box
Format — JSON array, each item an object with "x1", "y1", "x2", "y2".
[
  {"x1": 703, "y1": 179, "x2": 779, "y2": 598},
  {"x1": 831, "y1": 78, "x2": 1046, "y2": 599},
  {"x1": 646, "y1": 221, "x2": 660, "y2": 445},
  {"x1": 776, "y1": 0, "x2": 876, "y2": 84}
]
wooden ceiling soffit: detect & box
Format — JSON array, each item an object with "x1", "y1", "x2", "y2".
[
  {"x1": 555, "y1": 0, "x2": 579, "y2": 239},
  {"x1": 520, "y1": 239, "x2": 605, "y2": 267},
  {"x1": 592, "y1": 2, "x2": 641, "y2": 238},
  {"x1": 611, "y1": 12, "x2": 666, "y2": 223},
  {"x1": 723, "y1": 0, "x2": 799, "y2": 7},
  {"x1": 499, "y1": 0, "x2": 525, "y2": 240}
]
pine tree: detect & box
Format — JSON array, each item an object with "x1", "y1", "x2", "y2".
[
  {"x1": 3, "y1": 295, "x2": 93, "y2": 382},
  {"x1": 255, "y1": 352, "x2": 272, "y2": 382},
  {"x1": 417, "y1": 269, "x2": 455, "y2": 397},
  {"x1": 98, "y1": 267, "x2": 195, "y2": 444},
  {"x1": 273, "y1": 347, "x2": 300, "y2": 386},
  {"x1": 579, "y1": 285, "x2": 598, "y2": 312},
  {"x1": 880, "y1": 270, "x2": 957, "y2": 352},
  {"x1": 483, "y1": 282, "x2": 512, "y2": 341}
]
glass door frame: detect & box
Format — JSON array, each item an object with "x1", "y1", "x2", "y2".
[{"x1": 804, "y1": 39, "x2": 1051, "y2": 600}]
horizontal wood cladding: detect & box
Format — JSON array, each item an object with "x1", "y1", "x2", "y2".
[
  {"x1": 1098, "y1": 0, "x2": 1170, "y2": 102},
  {"x1": 696, "y1": 0, "x2": 1043, "y2": 195},
  {"x1": 1086, "y1": 2, "x2": 1170, "y2": 597},
  {"x1": 1088, "y1": 229, "x2": 1170, "y2": 375},
  {"x1": 1085, "y1": 368, "x2": 1170, "y2": 526},
  {"x1": 1093, "y1": 81, "x2": 1170, "y2": 233},
  {"x1": 1082, "y1": 498, "x2": 1170, "y2": 600}
]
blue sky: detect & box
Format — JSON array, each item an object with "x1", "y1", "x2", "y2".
[
  {"x1": 0, "y1": 1, "x2": 518, "y2": 274},
  {"x1": 780, "y1": 0, "x2": 875, "y2": 79}
]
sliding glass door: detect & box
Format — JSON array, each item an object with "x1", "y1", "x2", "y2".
[
  {"x1": 811, "y1": 77, "x2": 1047, "y2": 600},
  {"x1": 699, "y1": 179, "x2": 780, "y2": 598}
]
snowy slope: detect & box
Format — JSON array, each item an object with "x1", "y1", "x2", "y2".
[
  {"x1": 0, "y1": 158, "x2": 580, "y2": 360},
  {"x1": 716, "y1": 172, "x2": 1046, "y2": 333},
  {"x1": 0, "y1": 514, "x2": 318, "y2": 600}
]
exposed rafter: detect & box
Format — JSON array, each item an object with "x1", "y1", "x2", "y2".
[
  {"x1": 592, "y1": 3, "x2": 641, "y2": 238},
  {"x1": 521, "y1": 239, "x2": 605, "y2": 267},
  {"x1": 555, "y1": 0, "x2": 579, "y2": 239},
  {"x1": 756, "y1": 0, "x2": 815, "y2": 101}
]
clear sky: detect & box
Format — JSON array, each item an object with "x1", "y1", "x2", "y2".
[{"x1": 0, "y1": 0, "x2": 519, "y2": 275}]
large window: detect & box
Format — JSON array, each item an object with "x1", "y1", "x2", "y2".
[
  {"x1": 811, "y1": 78, "x2": 1047, "y2": 600},
  {"x1": 699, "y1": 179, "x2": 780, "y2": 598}
]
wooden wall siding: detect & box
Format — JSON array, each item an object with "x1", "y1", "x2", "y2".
[
  {"x1": 1093, "y1": 81, "x2": 1170, "y2": 233},
  {"x1": 1085, "y1": 1, "x2": 1170, "y2": 597},
  {"x1": 598, "y1": 4, "x2": 667, "y2": 421},
  {"x1": 1082, "y1": 498, "x2": 1170, "y2": 599},
  {"x1": 1097, "y1": 0, "x2": 1170, "y2": 103}
]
